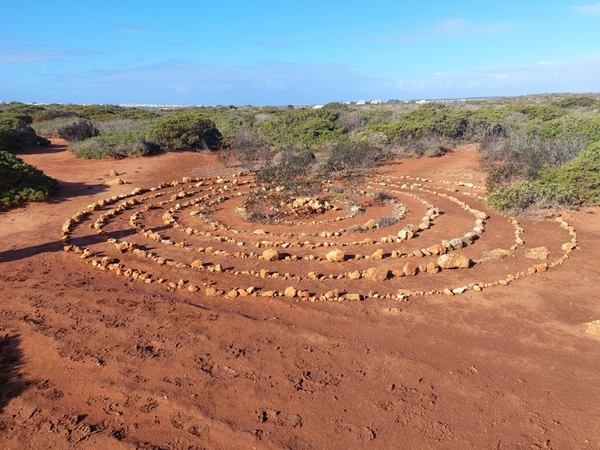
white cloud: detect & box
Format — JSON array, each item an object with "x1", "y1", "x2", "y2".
[
  {"x1": 575, "y1": 2, "x2": 600, "y2": 14},
  {"x1": 387, "y1": 58, "x2": 600, "y2": 98}
]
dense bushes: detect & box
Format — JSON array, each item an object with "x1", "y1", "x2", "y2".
[
  {"x1": 0, "y1": 115, "x2": 49, "y2": 152},
  {"x1": 257, "y1": 107, "x2": 344, "y2": 148},
  {"x1": 487, "y1": 142, "x2": 600, "y2": 211},
  {"x1": 147, "y1": 112, "x2": 222, "y2": 151},
  {"x1": 0, "y1": 151, "x2": 59, "y2": 209}
]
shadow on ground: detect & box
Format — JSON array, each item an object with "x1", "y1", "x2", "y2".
[{"x1": 0, "y1": 334, "x2": 25, "y2": 414}]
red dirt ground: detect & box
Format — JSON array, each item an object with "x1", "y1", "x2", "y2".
[{"x1": 1, "y1": 139, "x2": 599, "y2": 449}]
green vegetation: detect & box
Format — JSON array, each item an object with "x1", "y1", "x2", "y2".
[
  {"x1": 0, "y1": 115, "x2": 49, "y2": 152},
  {"x1": 3, "y1": 93, "x2": 600, "y2": 212},
  {"x1": 69, "y1": 133, "x2": 156, "y2": 159},
  {"x1": 0, "y1": 151, "x2": 59, "y2": 209},
  {"x1": 487, "y1": 142, "x2": 600, "y2": 212},
  {"x1": 147, "y1": 111, "x2": 222, "y2": 151}
]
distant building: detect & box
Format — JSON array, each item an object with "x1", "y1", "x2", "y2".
[
  {"x1": 370, "y1": 99, "x2": 383, "y2": 104},
  {"x1": 356, "y1": 100, "x2": 366, "y2": 105}
]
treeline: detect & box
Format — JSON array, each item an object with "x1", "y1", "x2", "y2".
[{"x1": 1, "y1": 93, "x2": 599, "y2": 212}]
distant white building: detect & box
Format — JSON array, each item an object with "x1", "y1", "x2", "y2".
[
  {"x1": 356, "y1": 100, "x2": 366, "y2": 105},
  {"x1": 312, "y1": 104, "x2": 324, "y2": 109},
  {"x1": 370, "y1": 99, "x2": 383, "y2": 104}
]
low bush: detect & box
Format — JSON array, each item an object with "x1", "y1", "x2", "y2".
[
  {"x1": 0, "y1": 115, "x2": 50, "y2": 152},
  {"x1": 487, "y1": 142, "x2": 600, "y2": 212},
  {"x1": 0, "y1": 151, "x2": 59, "y2": 209},
  {"x1": 56, "y1": 119, "x2": 99, "y2": 142},
  {"x1": 256, "y1": 146, "x2": 317, "y2": 192},
  {"x1": 69, "y1": 133, "x2": 156, "y2": 159},
  {"x1": 323, "y1": 140, "x2": 384, "y2": 174},
  {"x1": 147, "y1": 112, "x2": 222, "y2": 151}
]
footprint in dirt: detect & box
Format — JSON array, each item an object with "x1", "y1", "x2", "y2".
[{"x1": 257, "y1": 408, "x2": 303, "y2": 429}]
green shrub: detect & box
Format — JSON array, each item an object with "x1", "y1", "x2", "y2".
[
  {"x1": 487, "y1": 142, "x2": 600, "y2": 211},
  {"x1": 0, "y1": 115, "x2": 50, "y2": 152},
  {"x1": 56, "y1": 119, "x2": 99, "y2": 142},
  {"x1": 148, "y1": 112, "x2": 222, "y2": 151},
  {"x1": 33, "y1": 110, "x2": 79, "y2": 123},
  {"x1": 257, "y1": 107, "x2": 345, "y2": 149},
  {"x1": 551, "y1": 95, "x2": 600, "y2": 110},
  {"x1": 0, "y1": 151, "x2": 59, "y2": 209},
  {"x1": 69, "y1": 133, "x2": 156, "y2": 159}
]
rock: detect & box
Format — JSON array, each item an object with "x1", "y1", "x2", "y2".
[
  {"x1": 188, "y1": 285, "x2": 199, "y2": 292},
  {"x1": 452, "y1": 286, "x2": 467, "y2": 294},
  {"x1": 426, "y1": 244, "x2": 446, "y2": 256},
  {"x1": 205, "y1": 287, "x2": 220, "y2": 296},
  {"x1": 584, "y1": 320, "x2": 600, "y2": 337},
  {"x1": 105, "y1": 177, "x2": 125, "y2": 186},
  {"x1": 488, "y1": 249, "x2": 511, "y2": 260},
  {"x1": 109, "y1": 169, "x2": 118, "y2": 177},
  {"x1": 426, "y1": 262, "x2": 440, "y2": 274},
  {"x1": 364, "y1": 267, "x2": 389, "y2": 282},
  {"x1": 529, "y1": 263, "x2": 548, "y2": 274},
  {"x1": 363, "y1": 219, "x2": 376, "y2": 230},
  {"x1": 398, "y1": 229, "x2": 414, "y2": 240},
  {"x1": 262, "y1": 249, "x2": 281, "y2": 261},
  {"x1": 438, "y1": 253, "x2": 471, "y2": 269},
  {"x1": 324, "y1": 289, "x2": 339, "y2": 300},
  {"x1": 326, "y1": 249, "x2": 346, "y2": 262},
  {"x1": 371, "y1": 249, "x2": 384, "y2": 260},
  {"x1": 447, "y1": 238, "x2": 464, "y2": 250},
  {"x1": 227, "y1": 289, "x2": 239, "y2": 298},
  {"x1": 525, "y1": 246, "x2": 549, "y2": 260},
  {"x1": 260, "y1": 268, "x2": 269, "y2": 278},
  {"x1": 284, "y1": 286, "x2": 297, "y2": 298},
  {"x1": 345, "y1": 293, "x2": 363, "y2": 301},
  {"x1": 347, "y1": 270, "x2": 361, "y2": 280},
  {"x1": 402, "y1": 262, "x2": 418, "y2": 276},
  {"x1": 190, "y1": 259, "x2": 204, "y2": 269},
  {"x1": 561, "y1": 242, "x2": 577, "y2": 252}
]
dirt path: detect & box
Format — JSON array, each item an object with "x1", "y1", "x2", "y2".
[{"x1": 1, "y1": 141, "x2": 599, "y2": 449}]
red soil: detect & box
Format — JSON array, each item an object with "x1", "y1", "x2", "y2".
[{"x1": 0, "y1": 139, "x2": 599, "y2": 449}]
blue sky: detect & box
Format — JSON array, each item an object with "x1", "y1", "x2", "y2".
[{"x1": 1, "y1": 1, "x2": 599, "y2": 105}]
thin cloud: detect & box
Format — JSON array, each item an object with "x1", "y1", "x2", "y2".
[
  {"x1": 389, "y1": 58, "x2": 600, "y2": 98},
  {"x1": 574, "y1": 2, "x2": 600, "y2": 14},
  {"x1": 389, "y1": 18, "x2": 510, "y2": 44},
  {"x1": 51, "y1": 60, "x2": 380, "y2": 104},
  {"x1": 0, "y1": 45, "x2": 101, "y2": 63}
]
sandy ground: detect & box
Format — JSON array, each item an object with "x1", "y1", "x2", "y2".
[{"x1": 1, "y1": 139, "x2": 599, "y2": 449}]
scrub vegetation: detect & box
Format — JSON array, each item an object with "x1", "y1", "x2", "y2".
[{"x1": 1, "y1": 92, "x2": 600, "y2": 212}]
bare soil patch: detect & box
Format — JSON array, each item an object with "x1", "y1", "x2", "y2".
[{"x1": 1, "y1": 140, "x2": 599, "y2": 449}]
